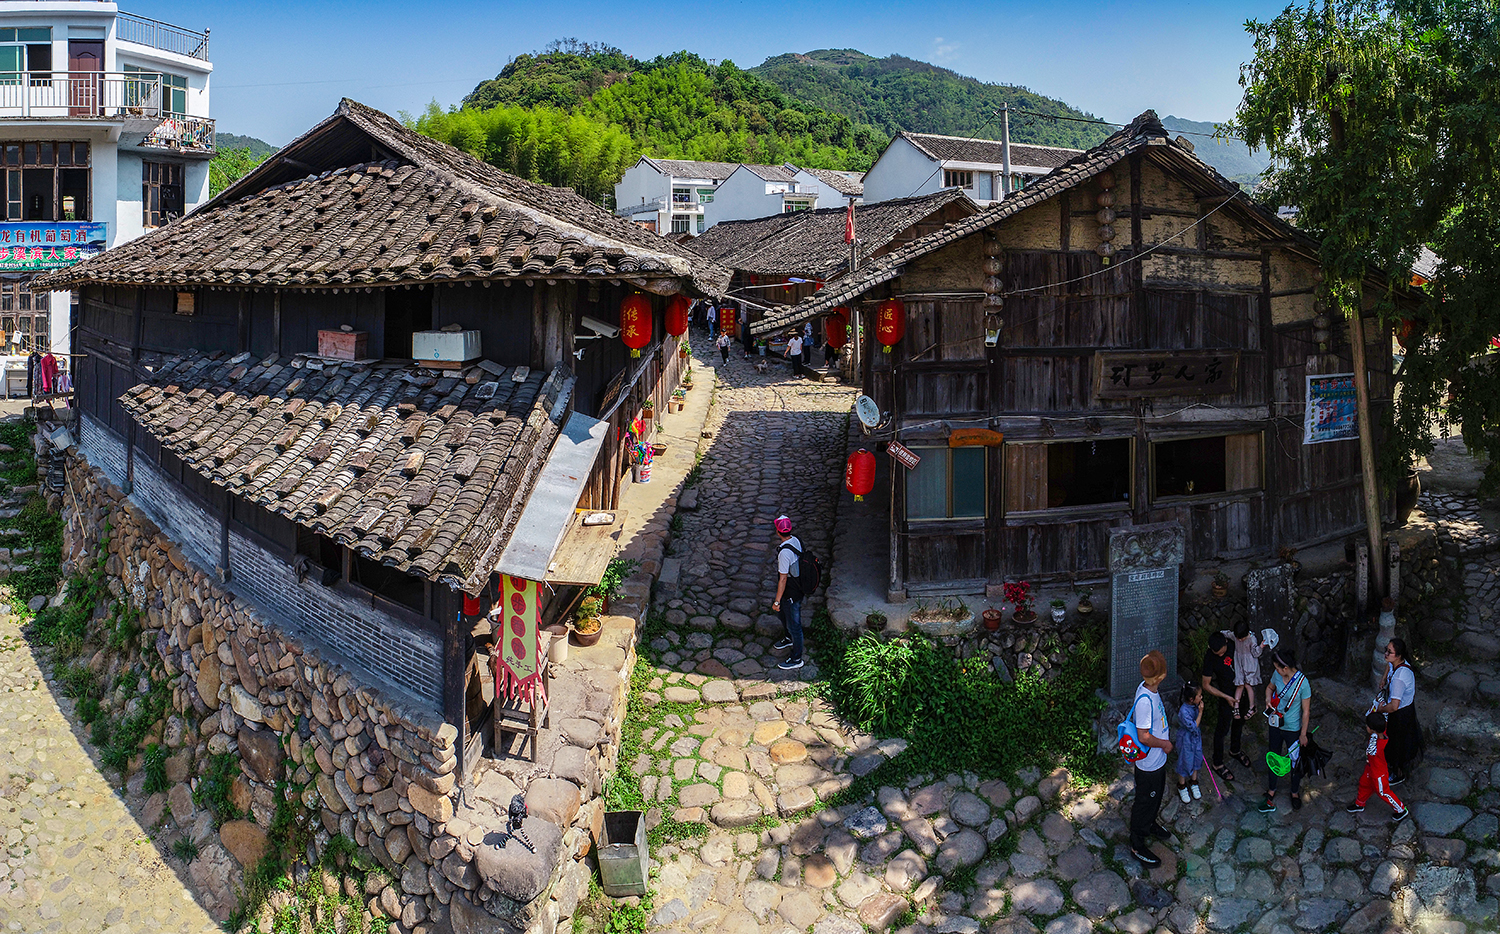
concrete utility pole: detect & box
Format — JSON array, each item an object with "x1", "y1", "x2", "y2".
[{"x1": 1000, "y1": 103, "x2": 1012, "y2": 198}]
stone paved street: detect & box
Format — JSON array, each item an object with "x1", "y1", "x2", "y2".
[
  {"x1": 633, "y1": 356, "x2": 1500, "y2": 934},
  {"x1": 0, "y1": 610, "x2": 219, "y2": 934}
]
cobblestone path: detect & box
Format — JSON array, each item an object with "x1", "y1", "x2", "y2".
[
  {"x1": 632, "y1": 357, "x2": 1499, "y2": 934},
  {"x1": 0, "y1": 609, "x2": 219, "y2": 934}
]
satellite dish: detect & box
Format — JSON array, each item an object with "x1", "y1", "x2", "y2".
[{"x1": 855, "y1": 395, "x2": 881, "y2": 429}]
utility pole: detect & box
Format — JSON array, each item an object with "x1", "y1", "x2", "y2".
[
  {"x1": 1000, "y1": 103, "x2": 1012, "y2": 199},
  {"x1": 1347, "y1": 302, "x2": 1388, "y2": 600},
  {"x1": 848, "y1": 196, "x2": 861, "y2": 380}
]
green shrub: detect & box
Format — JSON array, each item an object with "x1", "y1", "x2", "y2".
[
  {"x1": 142, "y1": 743, "x2": 170, "y2": 795},
  {"x1": 193, "y1": 752, "x2": 244, "y2": 827},
  {"x1": 171, "y1": 837, "x2": 199, "y2": 862}
]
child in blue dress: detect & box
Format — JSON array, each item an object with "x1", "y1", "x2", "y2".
[{"x1": 1176, "y1": 683, "x2": 1204, "y2": 802}]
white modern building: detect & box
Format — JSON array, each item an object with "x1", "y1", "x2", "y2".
[
  {"x1": 0, "y1": 0, "x2": 212, "y2": 381},
  {"x1": 861, "y1": 131, "x2": 1079, "y2": 206},
  {"x1": 615, "y1": 156, "x2": 864, "y2": 235}
]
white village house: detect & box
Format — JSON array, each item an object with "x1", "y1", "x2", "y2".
[
  {"x1": 615, "y1": 155, "x2": 863, "y2": 235},
  {"x1": 861, "y1": 131, "x2": 1078, "y2": 206}
]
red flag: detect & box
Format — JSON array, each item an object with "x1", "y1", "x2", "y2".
[{"x1": 845, "y1": 201, "x2": 855, "y2": 244}]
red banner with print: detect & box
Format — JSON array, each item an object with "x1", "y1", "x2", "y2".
[{"x1": 494, "y1": 575, "x2": 545, "y2": 706}]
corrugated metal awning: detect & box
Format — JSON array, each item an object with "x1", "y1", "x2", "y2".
[{"x1": 495, "y1": 410, "x2": 609, "y2": 581}]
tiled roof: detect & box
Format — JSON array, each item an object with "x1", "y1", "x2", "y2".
[
  {"x1": 753, "y1": 110, "x2": 1306, "y2": 335},
  {"x1": 643, "y1": 158, "x2": 745, "y2": 181},
  {"x1": 901, "y1": 131, "x2": 1081, "y2": 169},
  {"x1": 36, "y1": 100, "x2": 729, "y2": 295},
  {"x1": 120, "y1": 349, "x2": 571, "y2": 594},
  {"x1": 742, "y1": 164, "x2": 800, "y2": 183},
  {"x1": 802, "y1": 167, "x2": 864, "y2": 197},
  {"x1": 688, "y1": 189, "x2": 976, "y2": 280}
]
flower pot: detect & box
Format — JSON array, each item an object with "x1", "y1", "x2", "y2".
[
  {"x1": 1050, "y1": 606, "x2": 1066, "y2": 624},
  {"x1": 982, "y1": 609, "x2": 1003, "y2": 631},
  {"x1": 651, "y1": 442, "x2": 667, "y2": 456},
  {"x1": 571, "y1": 624, "x2": 603, "y2": 647},
  {"x1": 1013, "y1": 609, "x2": 1037, "y2": 625},
  {"x1": 1212, "y1": 582, "x2": 1228, "y2": 598},
  {"x1": 679, "y1": 350, "x2": 689, "y2": 359},
  {"x1": 1395, "y1": 469, "x2": 1421, "y2": 527},
  {"x1": 1076, "y1": 599, "x2": 1093, "y2": 616},
  {"x1": 910, "y1": 612, "x2": 976, "y2": 638}
]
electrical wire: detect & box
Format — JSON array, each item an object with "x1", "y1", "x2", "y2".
[{"x1": 1007, "y1": 107, "x2": 1252, "y2": 144}]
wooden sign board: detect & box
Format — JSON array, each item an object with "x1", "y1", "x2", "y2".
[
  {"x1": 949, "y1": 428, "x2": 1003, "y2": 448},
  {"x1": 886, "y1": 440, "x2": 921, "y2": 470},
  {"x1": 1094, "y1": 351, "x2": 1239, "y2": 399}
]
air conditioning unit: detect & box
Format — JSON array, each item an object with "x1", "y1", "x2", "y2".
[{"x1": 412, "y1": 329, "x2": 481, "y2": 367}]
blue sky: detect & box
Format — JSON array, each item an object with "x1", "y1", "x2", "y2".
[{"x1": 133, "y1": 0, "x2": 1293, "y2": 145}]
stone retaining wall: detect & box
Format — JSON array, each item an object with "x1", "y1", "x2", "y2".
[{"x1": 64, "y1": 450, "x2": 612, "y2": 934}]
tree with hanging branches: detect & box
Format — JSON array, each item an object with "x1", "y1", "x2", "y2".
[{"x1": 1234, "y1": 0, "x2": 1500, "y2": 504}]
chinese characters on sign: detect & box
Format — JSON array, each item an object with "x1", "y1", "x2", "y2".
[
  {"x1": 0, "y1": 223, "x2": 106, "y2": 272},
  {"x1": 1304, "y1": 373, "x2": 1358, "y2": 444},
  {"x1": 886, "y1": 440, "x2": 921, "y2": 470},
  {"x1": 1094, "y1": 351, "x2": 1240, "y2": 399}
]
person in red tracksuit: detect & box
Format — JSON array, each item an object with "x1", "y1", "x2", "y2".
[{"x1": 1346, "y1": 710, "x2": 1409, "y2": 822}]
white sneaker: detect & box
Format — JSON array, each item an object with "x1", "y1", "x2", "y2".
[
  {"x1": 1190, "y1": 783, "x2": 1202, "y2": 801},
  {"x1": 1178, "y1": 786, "x2": 1191, "y2": 804}
]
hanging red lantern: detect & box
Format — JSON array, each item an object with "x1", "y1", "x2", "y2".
[
  {"x1": 463, "y1": 593, "x2": 482, "y2": 616},
  {"x1": 665, "y1": 295, "x2": 690, "y2": 338},
  {"x1": 845, "y1": 448, "x2": 876, "y2": 501},
  {"x1": 1396, "y1": 318, "x2": 1416, "y2": 348},
  {"x1": 620, "y1": 293, "x2": 652, "y2": 358},
  {"x1": 876, "y1": 298, "x2": 905, "y2": 353},
  {"x1": 825, "y1": 309, "x2": 849, "y2": 350}
]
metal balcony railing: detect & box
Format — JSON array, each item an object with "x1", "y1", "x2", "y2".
[
  {"x1": 117, "y1": 11, "x2": 210, "y2": 61},
  {"x1": 0, "y1": 72, "x2": 215, "y2": 153}
]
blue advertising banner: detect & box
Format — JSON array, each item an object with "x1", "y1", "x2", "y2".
[
  {"x1": 0, "y1": 222, "x2": 107, "y2": 272},
  {"x1": 1305, "y1": 373, "x2": 1358, "y2": 444}
]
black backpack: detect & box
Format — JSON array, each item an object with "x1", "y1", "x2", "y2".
[{"x1": 778, "y1": 541, "x2": 822, "y2": 598}]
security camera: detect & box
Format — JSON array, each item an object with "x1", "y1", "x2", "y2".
[{"x1": 580, "y1": 315, "x2": 620, "y2": 339}]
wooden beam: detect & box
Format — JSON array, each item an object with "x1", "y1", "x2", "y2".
[{"x1": 442, "y1": 594, "x2": 467, "y2": 782}]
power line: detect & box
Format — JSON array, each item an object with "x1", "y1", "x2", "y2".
[{"x1": 1007, "y1": 107, "x2": 1251, "y2": 144}]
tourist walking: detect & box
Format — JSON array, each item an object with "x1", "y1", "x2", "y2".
[
  {"x1": 716, "y1": 331, "x2": 731, "y2": 366},
  {"x1": 770, "y1": 515, "x2": 805, "y2": 671},
  {"x1": 1346, "y1": 710, "x2": 1409, "y2": 822},
  {"x1": 1375, "y1": 638, "x2": 1425, "y2": 784},
  {"x1": 1200, "y1": 631, "x2": 1248, "y2": 782},
  {"x1": 786, "y1": 332, "x2": 802, "y2": 374},
  {"x1": 1129, "y1": 650, "x2": 1173, "y2": 866},
  {"x1": 1260, "y1": 646, "x2": 1312, "y2": 812},
  {"x1": 706, "y1": 301, "x2": 717, "y2": 341},
  {"x1": 802, "y1": 322, "x2": 814, "y2": 366}
]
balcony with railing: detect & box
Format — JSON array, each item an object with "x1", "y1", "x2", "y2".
[
  {"x1": 117, "y1": 11, "x2": 210, "y2": 62},
  {"x1": 0, "y1": 72, "x2": 215, "y2": 154}
]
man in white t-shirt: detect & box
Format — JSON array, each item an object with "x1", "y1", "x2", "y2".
[
  {"x1": 786, "y1": 334, "x2": 803, "y2": 372},
  {"x1": 1130, "y1": 650, "x2": 1174, "y2": 867},
  {"x1": 771, "y1": 515, "x2": 805, "y2": 670}
]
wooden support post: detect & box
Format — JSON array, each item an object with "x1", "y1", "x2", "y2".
[
  {"x1": 443, "y1": 599, "x2": 467, "y2": 781},
  {"x1": 1347, "y1": 308, "x2": 1387, "y2": 600},
  {"x1": 272, "y1": 291, "x2": 282, "y2": 356}
]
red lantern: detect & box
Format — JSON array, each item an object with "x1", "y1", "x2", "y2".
[
  {"x1": 845, "y1": 448, "x2": 876, "y2": 501},
  {"x1": 876, "y1": 298, "x2": 905, "y2": 353},
  {"x1": 825, "y1": 309, "x2": 849, "y2": 350},
  {"x1": 1397, "y1": 318, "x2": 1416, "y2": 348},
  {"x1": 463, "y1": 593, "x2": 482, "y2": 616},
  {"x1": 620, "y1": 293, "x2": 652, "y2": 358},
  {"x1": 666, "y1": 295, "x2": 690, "y2": 338}
]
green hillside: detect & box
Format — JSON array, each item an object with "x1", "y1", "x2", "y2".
[
  {"x1": 749, "y1": 50, "x2": 1111, "y2": 150},
  {"x1": 1159, "y1": 115, "x2": 1270, "y2": 186},
  {"x1": 456, "y1": 42, "x2": 888, "y2": 174},
  {"x1": 216, "y1": 133, "x2": 276, "y2": 158}
]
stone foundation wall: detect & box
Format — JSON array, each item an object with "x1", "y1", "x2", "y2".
[{"x1": 65, "y1": 451, "x2": 607, "y2": 934}]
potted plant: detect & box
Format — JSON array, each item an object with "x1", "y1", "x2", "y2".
[
  {"x1": 909, "y1": 598, "x2": 975, "y2": 637},
  {"x1": 671, "y1": 388, "x2": 686, "y2": 412},
  {"x1": 981, "y1": 607, "x2": 1003, "y2": 631},
  {"x1": 683, "y1": 366, "x2": 694, "y2": 391},
  {"x1": 757, "y1": 340, "x2": 768, "y2": 356},
  {"x1": 1075, "y1": 587, "x2": 1094, "y2": 616},
  {"x1": 1212, "y1": 571, "x2": 1229, "y2": 599},
  {"x1": 865, "y1": 611, "x2": 887, "y2": 632},
  {"x1": 584, "y1": 558, "x2": 639, "y2": 614},
  {"x1": 1004, "y1": 581, "x2": 1035, "y2": 624},
  {"x1": 572, "y1": 596, "x2": 604, "y2": 647},
  {"x1": 1050, "y1": 598, "x2": 1067, "y2": 623},
  {"x1": 679, "y1": 338, "x2": 691, "y2": 359},
  {"x1": 641, "y1": 399, "x2": 655, "y2": 416}
]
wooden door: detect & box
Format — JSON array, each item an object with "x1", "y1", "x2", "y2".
[{"x1": 67, "y1": 41, "x2": 102, "y2": 116}]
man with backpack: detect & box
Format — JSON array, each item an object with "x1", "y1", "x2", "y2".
[
  {"x1": 1128, "y1": 650, "x2": 1174, "y2": 867},
  {"x1": 771, "y1": 514, "x2": 819, "y2": 671}
]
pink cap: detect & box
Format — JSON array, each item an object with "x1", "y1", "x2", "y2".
[{"x1": 774, "y1": 515, "x2": 793, "y2": 535}]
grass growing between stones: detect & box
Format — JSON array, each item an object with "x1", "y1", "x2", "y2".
[
  {"x1": 606, "y1": 654, "x2": 710, "y2": 847},
  {"x1": 806, "y1": 608, "x2": 1113, "y2": 805}
]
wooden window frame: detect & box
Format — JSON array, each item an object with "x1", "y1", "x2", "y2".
[
  {"x1": 2, "y1": 140, "x2": 92, "y2": 221},
  {"x1": 1148, "y1": 431, "x2": 1265, "y2": 505},
  {"x1": 0, "y1": 281, "x2": 47, "y2": 352},
  {"x1": 1001, "y1": 437, "x2": 1135, "y2": 519},
  {"x1": 336, "y1": 546, "x2": 437, "y2": 631},
  {"x1": 943, "y1": 169, "x2": 973, "y2": 189},
  {"x1": 904, "y1": 444, "x2": 988, "y2": 522},
  {"x1": 142, "y1": 160, "x2": 184, "y2": 228}
]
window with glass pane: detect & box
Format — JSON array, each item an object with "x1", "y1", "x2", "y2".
[
  {"x1": 907, "y1": 447, "x2": 987, "y2": 520},
  {"x1": 0, "y1": 281, "x2": 45, "y2": 353},
  {"x1": 0, "y1": 28, "x2": 48, "y2": 84},
  {"x1": 143, "y1": 161, "x2": 184, "y2": 227},
  {"x1": 0, "y1": 141, "x2": 89, "y2": 220},
  {"x1": 670, "y1": 214, "x2": 691, "y2": 233}
]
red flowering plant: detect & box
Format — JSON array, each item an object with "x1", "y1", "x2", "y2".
[{"x1": 1003, "y1": 580, "x2": 1035, "y2": 619}]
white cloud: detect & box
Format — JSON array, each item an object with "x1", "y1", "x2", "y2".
[{"x1": 932, "y1": 37, "x2": 959, "y2": 62}]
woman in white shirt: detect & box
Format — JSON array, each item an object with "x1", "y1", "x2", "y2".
[{"x1": 1376, "y1": 638, "x2": 1424, "y2": 784}]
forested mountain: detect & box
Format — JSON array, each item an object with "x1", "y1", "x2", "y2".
[
  {"x1": 216, "y1": 133, "x2": 276, "y2": 158},
  {"x1": 749, "y1": 50, "x2": 1111, "y2": 150}
]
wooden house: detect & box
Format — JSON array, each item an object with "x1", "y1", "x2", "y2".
[
  {"x1": 36, "y1": 98, "x2": 728, "y2": 774},
  {"x1": 753, "y1": 111, "x2": 1406, "y2": 598}
]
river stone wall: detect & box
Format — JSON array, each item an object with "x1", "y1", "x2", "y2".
[{"x1": 65, "y1": 451, "x2": 603, "y2": 934}]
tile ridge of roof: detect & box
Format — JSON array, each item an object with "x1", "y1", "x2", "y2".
[{"x1": 339, "y1": 100, "x2": 701, "y2": 279}]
